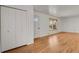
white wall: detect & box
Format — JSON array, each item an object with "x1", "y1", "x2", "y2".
[
  {"x1": 60, "y1": 16, "x2": 79, "y2": 33},
  {"x1": 34, "y1": 12, "x2": 60, "y2": 37},
  {"x1": 35, "y1": 12, "x2": 49, "y2": 37}
]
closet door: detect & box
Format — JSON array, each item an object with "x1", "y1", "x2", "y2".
[
  {"x1": 15, "y1": 10, "x2": 27, "y2": 47},
  {"x1": 1, "y1": 6, "x2": 16, "y2": 51}
]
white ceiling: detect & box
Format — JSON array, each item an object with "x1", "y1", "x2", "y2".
[
  {"x1": 34, "y1": 5, "x2": 49, "y2": 14},
  {"x1": 34, "y1": 5, "x2": 79, "y2": 18}
]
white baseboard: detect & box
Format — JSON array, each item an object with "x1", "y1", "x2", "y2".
[{"x1": 27, "y1": 40, "x2": 34, "y2": 45}]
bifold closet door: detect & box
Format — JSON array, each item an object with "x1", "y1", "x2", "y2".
[
  {"x1": 15, "y1": 10, "x2": 27, "y2": 47},
  {"x1": 1, "y1": 6, "x2": 16, "y2": 51},
  {"x1": 1, "y1": 6, "x2": 27, "y2": 52}
]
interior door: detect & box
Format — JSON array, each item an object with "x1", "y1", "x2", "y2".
[
  {"x1": 15, "y1": 10, "x2": 27, "y2": 47},
  {"x1": 34, "y1": 16, "x2": 40, "y2": 38},
  {"x1": 1, "y1": 6, "x2": 16, "y2": 51}
]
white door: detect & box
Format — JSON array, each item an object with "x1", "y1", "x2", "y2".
[
  {"x1": 1, "y1": 6, "x2": 16, "y2": 51},
  {"x1": 15, "y1": 10, "x2": 27, "y2": 47},
  {"x1": 34, "y1": 16, "x2": 40, "y2": 38}
]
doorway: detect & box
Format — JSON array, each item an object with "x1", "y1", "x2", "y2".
[{"x1": 34, "y1": 15, "x2": 40, "y2": 38}]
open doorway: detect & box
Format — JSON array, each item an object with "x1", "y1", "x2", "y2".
[{"x1": 34, "y1": 15, "x2": 40, "y2": 38}]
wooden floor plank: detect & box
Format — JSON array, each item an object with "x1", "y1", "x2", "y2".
[{"x1": 3, "y1": 32, "x2": 79, "y2": 53}]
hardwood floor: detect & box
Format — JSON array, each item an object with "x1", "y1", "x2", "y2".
[{"x1": 3, "y1": 32, "x2": 79, "y2": 53}]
